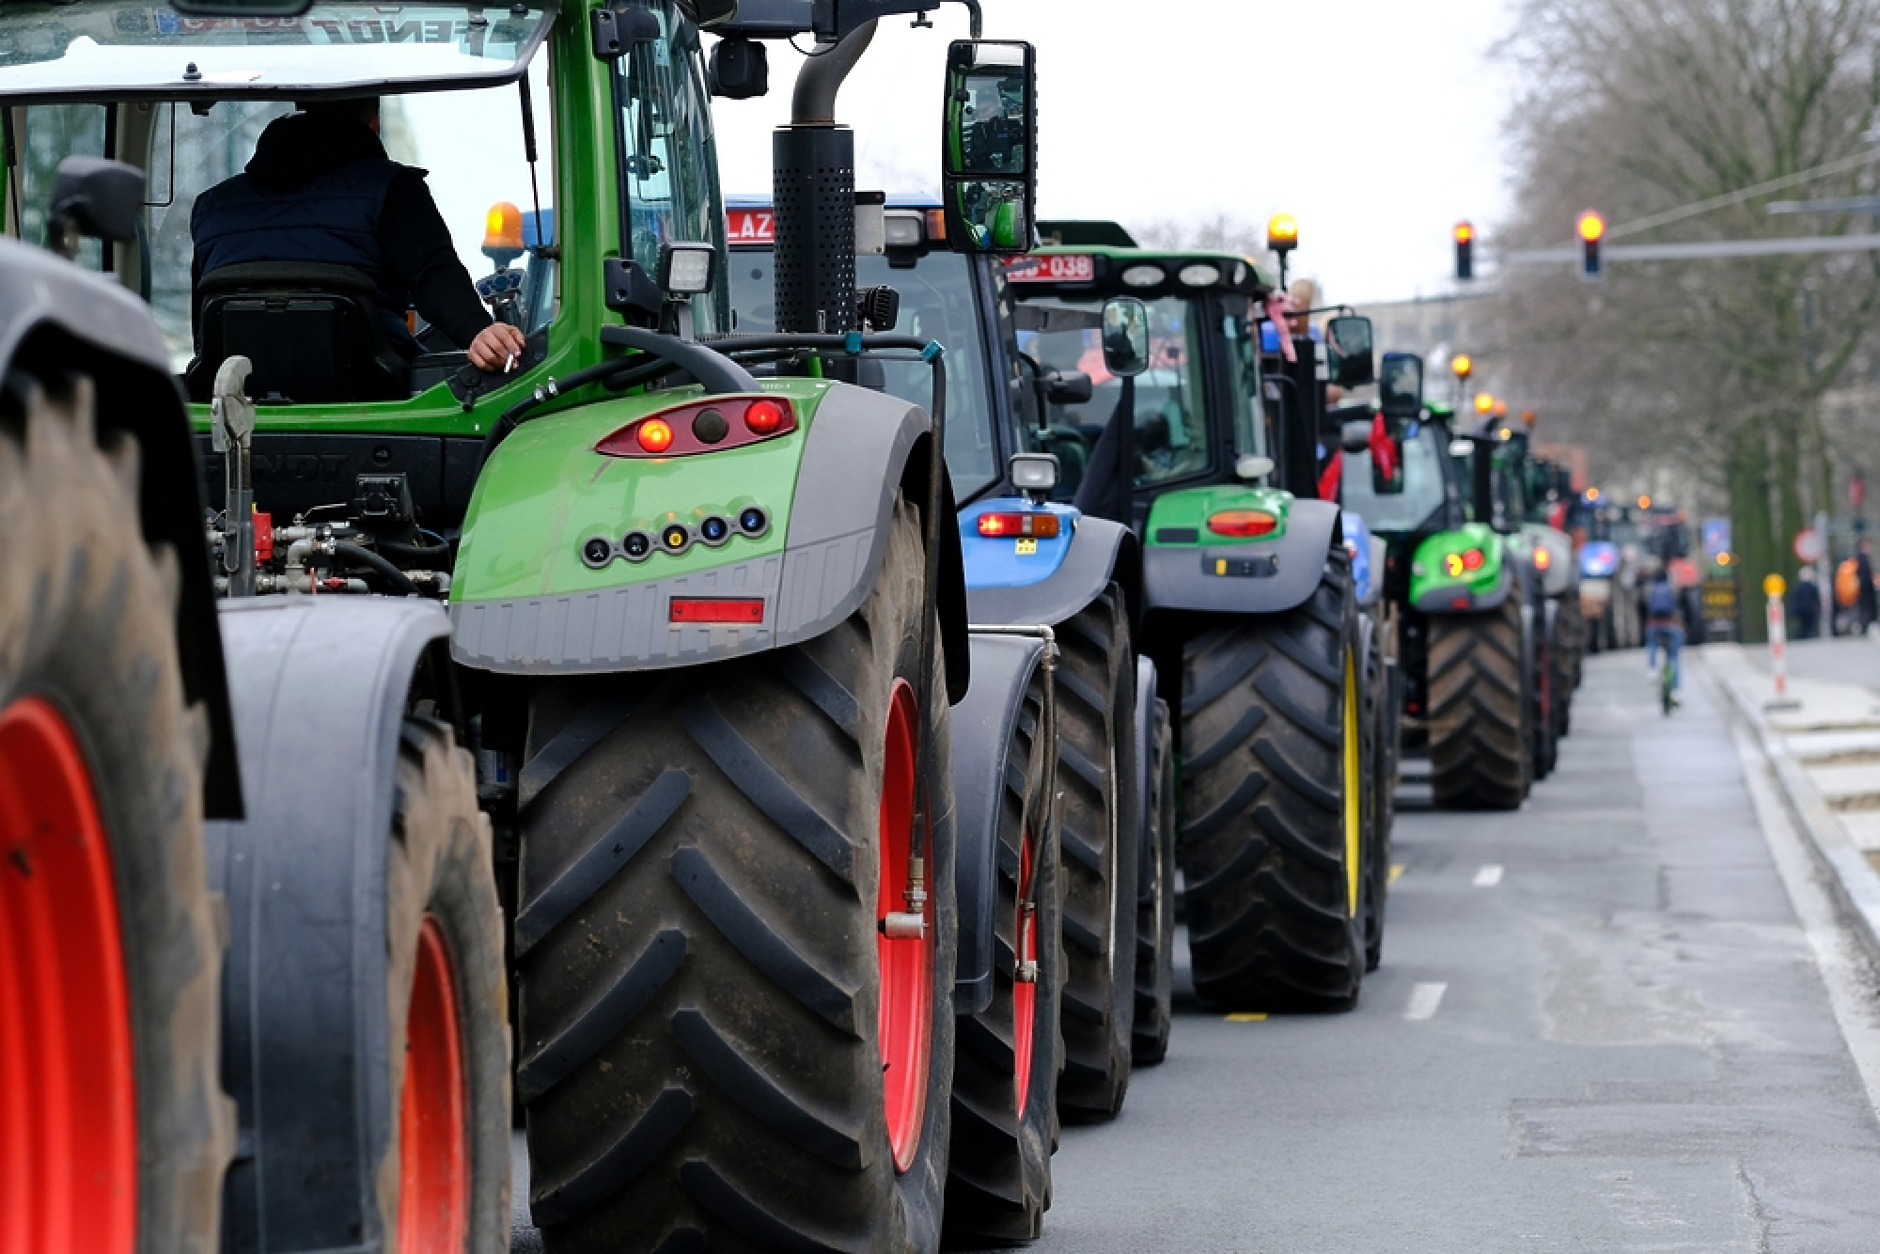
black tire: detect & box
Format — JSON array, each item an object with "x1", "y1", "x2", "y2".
[
  {"x1": 1548, "y1": 603, "x2": 1573, "y2": 740},
  {"x1": 1530, "y1": 606, "x2": 1557, "y2": 781},
  {"x1": 1130, "y1": 699, "x2": 1176, "y2": 1066},
  {"x1": 1178, "y1": 555, "x2": 1367, "y2": 1011},
  {"x1": 1052, "y1": 589, "x2": 1139, "y2": 1122},
  {"x1": 383, "y1": 718, "x2": 512, "y2": 1252},
  {"x1": 0, "y1": 377, "x2": 233, "y2": 1254},
  {"x1": 515, "y1": 498, "x2": 957, "y2": 1254},
  {"x1": 942, "y1": 665, "x2": 1062, "y2": 1246},
  {"x1": 1427, "y1": 594, "x2": 1530, "y2": 810}
]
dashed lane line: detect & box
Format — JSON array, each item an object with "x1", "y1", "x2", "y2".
[
  {"x1": 1404, "y1": 982, "x2": 1447, "y2": 1021},
  {"x1": 1225, "y1": 1013, "x2": 1267, "y2": 1022},
  {"x1": 1473, "y1": 864, "x2": 1504, "y2": 887},
  {"x1": 1388, "y1": 863, "x2": 1406, "y2": 885}
]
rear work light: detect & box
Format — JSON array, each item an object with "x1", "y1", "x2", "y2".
[
  {"x1": 1205, "y1": 509, "x2": 1279, "y2": 538},
  {"x1": 978, "y1": 511, "x2": 1061, "y2": 539},
  {"x1": 597, "y1": 396, "x2": 797, "y2": 458},
  {"x1": 670, "y1": 598, "x2": 765, "y2": 624}
]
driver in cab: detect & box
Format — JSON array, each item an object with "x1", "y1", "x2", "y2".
[{"x1": 191, "y1": 97, "x2": 525, "y2": 373}]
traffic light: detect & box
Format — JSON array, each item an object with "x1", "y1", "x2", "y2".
[
  {"x1": 1454, "y1": 221, "x2": 1474, "y2": 280},
  {"x1": 1577, "y1": 210, "x2": 1605, "y2": 280}
]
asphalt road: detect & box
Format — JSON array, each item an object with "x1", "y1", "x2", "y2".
[{"x1": 512, "y1": 649, "x2": 1880, "y2": 1251}]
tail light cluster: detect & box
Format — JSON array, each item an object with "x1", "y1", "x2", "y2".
[
  {"x1": 597, "y1": 396, "x2": 796, "y2": 459},
  {"x1": 1206, "y1": 509, "x2": 1279, "y2": 539},
  {"x1": 1442, "y1": 547, "x2": 1487, "y2": 577},
  {"x1": 977, "y1": 511, "x2": 1061, "y2": 539},
  {"x1": 580, "y1": 505, "x2": 771, "y2": 570}
]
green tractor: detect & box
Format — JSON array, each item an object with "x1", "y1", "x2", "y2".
[
  {"x1": 0, "y1": 1, "x2": 1065, "y2": 1251},
  {"x1": 1340, "y1": 370, "x2": 1555, "y2": 809},
  {"x1": 1005, "y1": 228, "x2": 1394, "y2": 1009}
]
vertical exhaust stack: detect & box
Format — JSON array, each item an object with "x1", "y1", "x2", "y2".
[{"x1": 772, "y1": 19, "x2": 877, "y2": 336}]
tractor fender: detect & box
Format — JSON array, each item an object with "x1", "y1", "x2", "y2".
[
  {"x1": 1530, "y1": 526, "x2": 1576, "y2": 598},
  {"x1": 448, "y1": 383, "x2": 971, "y2": 701},
  {"x1": 204, "y1": 595, "x2": 450, "y2": 1254},
  {"x1": 1142, "y1": 497, "x2": 1342, "y2": 617},
  {"x1": 1134, "y1": 654, "x2": 1159, "y2": 907},
  {"x1": 0, "y1": 239, "x2": 242, "y2": 816},
  {"x1": 949, "y1": 631, "x2": 1047, "y2": 1014},
  {"x1": 965, "y1": 516, "x2": 1141, "y2": 633}
]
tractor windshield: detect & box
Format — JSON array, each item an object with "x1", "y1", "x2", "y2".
[
  {"x1": 728, "y1": 244, "x2": 1001, "y2": 500},
  {"x1": 1013, "y1": 294, "x2": 1208, "y2": 495},
  {"x1": 1341, "y1": 421, "x2": 1451, "y2": 534}
]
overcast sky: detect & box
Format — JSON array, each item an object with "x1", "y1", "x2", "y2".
[{"x1": 711, "y1": 0, "x2": 1519, "y2": 307}]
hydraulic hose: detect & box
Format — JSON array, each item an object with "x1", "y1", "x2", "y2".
[
  {"x1": 330, "y1": 541, "x2": 420, "y2": 597},
  {"x1": 375, "y1": 538, "x2": 455, "y2": 571}
]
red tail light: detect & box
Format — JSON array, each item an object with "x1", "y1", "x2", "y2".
[
  {"x1": 977, "y1": 511, "x2": 1061, "y2": 539},
  {"x1": 1461, "y1": 547, "x2": 1485, "y2": 570},
  {"x1": 670, "y1": 598, "x2": 765, "y2": 624},
  {"x1": 1206, "y1": 509, "x2": 1279, "y2": 538},
  {"x1": 598, "y1": 396, "x2": 797, "y2": 458}
]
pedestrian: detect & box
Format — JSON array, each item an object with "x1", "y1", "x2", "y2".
[
  {"x1": 1791, "y1": 566, "x2": 1822, "y2": 639},
  {"x1": 1859, "y1": 539, "x2": 1877, "y2": 634}
]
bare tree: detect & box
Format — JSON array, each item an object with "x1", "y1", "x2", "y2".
[{"x1": 1494, "y1": 0, "x2": 1880, "y2": 633}]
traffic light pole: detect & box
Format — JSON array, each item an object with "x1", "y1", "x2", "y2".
[{"x1": 1499, "y1": 233, "x2": 1880, "y2": 265}]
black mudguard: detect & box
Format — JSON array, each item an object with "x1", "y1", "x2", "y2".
[
  {"x1": 1141, "y1": 498, "x2": 1342, "y2": 618},
  {"x1": 0, "y1": 239, "x2": 242, "y2": 816},
  {"x1": 949, "y1": 631, "x2": 1047, "y2": 1014},
  {"x1": 964, "y1": 517, "x2": 1141, "y2": 636},
  {"x1": 205, "y1": 596, "x2": 451, "y2": 1254}
]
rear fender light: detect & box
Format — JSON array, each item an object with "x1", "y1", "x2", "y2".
[
  {"x1": 977, "y1": 511, "x2": 1062, "y2": 539},
  {"x1": 670, "y1": 598, "x2": 765, "y2": 624},
  {"x1": 1205, "y1": 509, "x2": 1279, "y2": 538},
  {"x1": 597, "y1": 396, "x2": 798, "y2": 458}
]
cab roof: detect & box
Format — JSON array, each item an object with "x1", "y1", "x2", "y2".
[{"x1": 1007, "y1": 244, "x2": 1276, "y2": 303}]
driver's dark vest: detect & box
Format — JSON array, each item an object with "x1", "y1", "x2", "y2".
[{"x1": 192, "y1": 157, "x2": 415, "y2": 348}]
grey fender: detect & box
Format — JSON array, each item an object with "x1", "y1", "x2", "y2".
[
  {"x1": 1414, "y1": 564, "x2": 1515, "y2": 614},
  {"x1": 450, "y1": 383, "x2": 971, "y2": 701},
  {"x1": 1360, "y1": 532, "x2": 1387, "y2": 610},
  {"x1": 1142, "y1": 497, "x2": 1342, "y2": 617},
  {"x1": 1524, "y1": 524, "x2": 1575, "y2": 598},
  {"x1": 1134, "y1": 655, "x2": 1159, "y2": 908},
  {"x1": 0, "y1": 239, "x2": 243, "y2": 816},
  {"x1": 205, "y1": 595, "x2": 450, "y2": 1254},
  {"x1": 949, "y1": 631, "x2": 1046, "y2": 1014},
  {"x1": 965, "y1": 517, "x2": 1141, "y2": 635}
]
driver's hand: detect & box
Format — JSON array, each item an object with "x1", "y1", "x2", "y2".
[{"x1": 468, "y1": 322, "x2": 528, "y2": 372}]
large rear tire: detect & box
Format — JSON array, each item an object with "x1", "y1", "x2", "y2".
[
  {"x1": 1130, "y1": 699, "x2": 1175, "y2": 1066},
  {"x1": 1178, "y1": 556, "x2": 1366, "y2": 1011},
  {"x1": 941, "y1": 665, "x2": 1062, "y2": 1246},
  {"x1": 1427, "y1": 595, "x2": 1530, "y2": 810},
  {"x1": 515, "y1": 499, "x2": 957, "y2": 1254},
  {"x1": 0, "y1": 378, "x2": 233, "y2": 1254},
  {"x1": 1360, "y1": 628, "x2": 1392, "y2": 974},
  {"x1": 383, "y1": 719, "x2": 512, "y2": 1253},
  {"x1": 1052, "y1": 590, "x2": 1138, "y2": 1122}
]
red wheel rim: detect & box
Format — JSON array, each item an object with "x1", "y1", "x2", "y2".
[
  {"x1": 1012, "y1": 828, "x2": 1037, "y2": 1115},
  {"x1": 397, "y1": 915, "x2": 469, "y2": 1254},
  {"x1": 0, "y1": 697, "x2": 137, "y2": 1254},
  {"x1": 877, "y1": 678, "x2": 930, "y2": 1173}
]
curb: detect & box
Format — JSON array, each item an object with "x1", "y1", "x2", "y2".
[{"x1": 1704, "y1": 650, "x2": 1880, "y2": 970}]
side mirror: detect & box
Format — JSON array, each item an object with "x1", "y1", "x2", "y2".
[
  {"x1": 1042, "y1": 369, "x2": 1093, "y2": 405},
  {"x1": 942, "y1": 40, "x2": 1036, "y2": 256},
  {"x1": 1378, "y1": 351, "x2": 1424, "y2": 424},
  {"x1": 1100, "y1": 296, "x2": 1150, "y2": 377},
  {"x1": 1325, "y1": 315, "x2": 1374, "y2": 388},
  {"x1": 47, "y1": 157, "x2": 144, "y2": 259}
]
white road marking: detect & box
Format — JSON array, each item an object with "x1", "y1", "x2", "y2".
[
  {"x1": 1730, "y1": 722, "x2": 1880, "y2": 1120},
  {"x1": 1473, "y1": 864, "x2": 1504, "y2": 887},
  {"x1": 1404, "y1": 982, "x2": 1447, "y2": 1020}
]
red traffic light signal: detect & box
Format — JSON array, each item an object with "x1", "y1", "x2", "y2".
[
  {"x1": 1454, "y1": 221, "x2": 1474, "y2": 280},
  {"x1": 1577, "y1": 210, "x2": 1605, "y2": 279}
]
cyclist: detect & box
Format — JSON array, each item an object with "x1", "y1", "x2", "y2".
[{"x1": 1644, "y1": 569, "x2": 1683, "y2": 702}]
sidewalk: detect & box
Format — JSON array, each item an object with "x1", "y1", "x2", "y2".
[{"x1": 1704, "y1": 642, "x2": 1880, "y2": 964}]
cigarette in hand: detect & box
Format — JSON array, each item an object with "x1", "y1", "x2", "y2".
[{"x1": 504, "y1": 352, "x2": 516, "y2": 373}]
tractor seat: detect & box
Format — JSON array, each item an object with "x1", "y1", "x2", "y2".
[{"x1": 185, "y1": 261, "x2": 409, "y2": 405}]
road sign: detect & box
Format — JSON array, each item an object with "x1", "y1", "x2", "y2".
[
  {"x1": 1701, "y1": 517, "x2": 1731, "y2": 558},
  {"x1": 1795, "y1": 528, "x2": 1826, "y2": 563}
]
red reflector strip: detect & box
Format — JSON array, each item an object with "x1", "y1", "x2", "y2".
[
  {"x1": 1206, "y1": 510, "x2": 1279, "y2": 538},
  {"x1": 670, "y1": 598, "x2": 765, "y2": 624},
  {"x1": 977, "y1": 511, "x2": 1062, "y2": 539}
]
